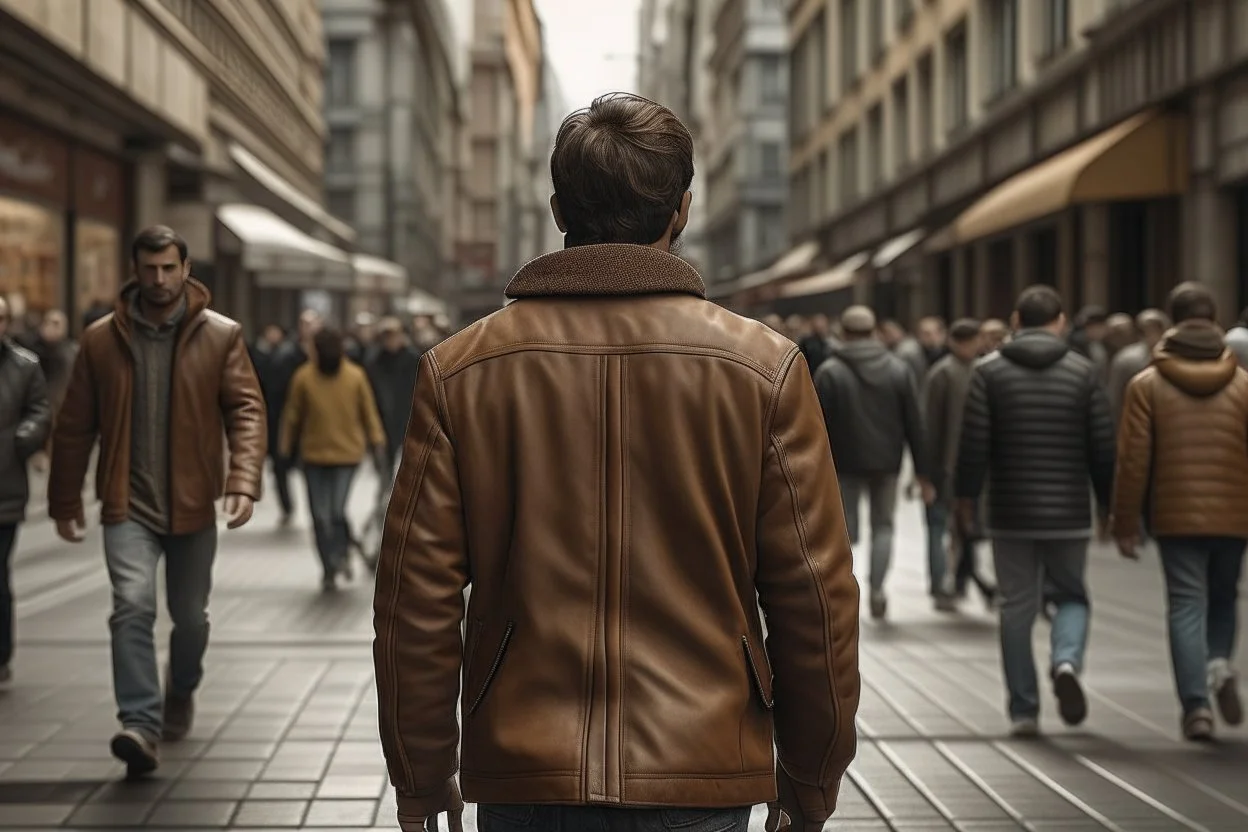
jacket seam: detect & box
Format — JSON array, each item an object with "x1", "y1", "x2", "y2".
[
  {"x1": 769, "y1": 357, "x2": 841, "y2": 788},
  {"x1": 441, "y1": 343, "x2": 776, "y2": 381},
  {"x1": 381, "y1": 418, "x2": 442, "y2": 794},
  {"x1": 763, "y1": 349, "x2": 800, "y2": 439}
]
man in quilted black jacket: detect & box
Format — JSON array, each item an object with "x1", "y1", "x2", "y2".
[{"x1": 955, "y1": 285, "x2": 1115, "y2": 738}]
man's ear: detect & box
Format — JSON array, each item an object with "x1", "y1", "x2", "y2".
[
  {"x1": 1009, "y1": 311, "x2": 1020, "y2": 331},
  {"x1": 550, "y1": 195, "x2": 567, "y2": 233},
  {"x1": 672, "y1": 191, "x2": 692, "y2": 235}
]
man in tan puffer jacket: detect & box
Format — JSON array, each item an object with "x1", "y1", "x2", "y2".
[{"x1": 1112, "y1": 281, "x2": 1248, "y2": 742}]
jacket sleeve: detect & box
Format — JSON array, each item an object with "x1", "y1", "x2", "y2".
[
  {"x1": 373, "y1": 352, "x2": 468, "y2": 824},
  {"x1": 16, "y1": 363, "x2": 50, "y2": 460},
  {"x1": 1087, "y1": 374, "x2": 1116, "y2": 511},
  {"x1": 901, "y1": 369, "x2": 930, "y2": 480},
  {"x1": 954, "y1": 367, "x2": 991, "y2": 500},
  {"x1": 358, "y1": 371, "x2": 388, "y2": 449},
  {"x1": 219, "y1": 328, "x2": 268, "y2": 499},
  {"x1": 1110, "y1": 374, "x2": 1152, "y2": 538},
  {"x1": 755, "y1": 351, "x2": 860, "y2": 826},
  {"x1": 48, "y1": 343, "x2": 99, "y2": 521},
  {"x1": 923, "y1": 367, "x2": 949, "y2": 492}
]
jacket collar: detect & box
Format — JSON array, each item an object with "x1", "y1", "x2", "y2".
[
  {"x1": 112, "y1": 278, "x2": 211, "y2": 338},
  {"x1": 504, "y1": 244, "x2": 706, "y2": 300}
]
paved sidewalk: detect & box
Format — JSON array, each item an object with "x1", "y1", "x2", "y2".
[{"x1": 0, "y1": 471, "x2": 1246, "y2": 830}]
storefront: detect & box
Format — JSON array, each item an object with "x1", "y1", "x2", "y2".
[{"x1": 0, "y1": 112, "x2": 126, "y2": 333}]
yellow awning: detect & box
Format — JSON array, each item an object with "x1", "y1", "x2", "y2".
[{"x1": 953, "y1": 110, "x2": 1187, "y2": 244}]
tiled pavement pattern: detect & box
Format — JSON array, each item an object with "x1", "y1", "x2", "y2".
[{"x1": 2, "y1": 467, "x2": 1247, "y2": 830}]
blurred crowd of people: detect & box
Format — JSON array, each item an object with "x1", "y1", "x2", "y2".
[{"x1": 762, "y1": 287, "x2": 1248, "y2": 742}]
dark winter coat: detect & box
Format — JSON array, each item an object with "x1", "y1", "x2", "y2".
[{"x1": 0, "y1": 340, "x2": 51, "y2": 524}]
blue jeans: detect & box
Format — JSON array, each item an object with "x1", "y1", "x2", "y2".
[
  {"x1": 304, "y1": 464, "x2": 356, "y2": 577},
  {"x1": 991, "y1": 538, "x2": 1090, "y2": 720},
  {"x1": 924, "y1": 503, "x2": 951, "y2": 596},
  {"x1": 840, "y1": 473, "x2": 898, "y2": 593},
  {"x1": 1156, "y1": 537, "x2": 1246, "y2": 714},
  {"x1": 103, "y1": 519, "x2": 217, "y2": 739},
  {"x1": 477, "y1": 805, "x2": 751, "y2": 832}
]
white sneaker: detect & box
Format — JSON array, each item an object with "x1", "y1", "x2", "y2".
[
  {"x1": 1010, "y1": 717, "x2": 1039, "y2": 738},
  {"x1": 1209, "y1": 659, "x2": 1243, "y2": 726}
]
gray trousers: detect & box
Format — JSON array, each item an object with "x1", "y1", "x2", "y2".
[
  {"x1": 992, "y1": 537, "x2": 1090, "y2": 720},
  {"x1": 839, "y1": 473, "x2": 899, "y2": 593},
  {"x1": 103, "y1": 519, "x2": 217, "y2": 740}
]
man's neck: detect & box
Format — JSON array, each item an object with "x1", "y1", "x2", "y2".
[{"x1": 139, "y1": 295, "x2": 180, "y2": 326}]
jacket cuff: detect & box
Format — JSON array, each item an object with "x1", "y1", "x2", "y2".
[
  {"x1": 396, "y1": 778, "x2": 463, "y2": 820},
  {"x1": 224, "y1": 475, "x2": 262, "y2": 500},
  {"x1": 47, "y1": 501, "x2": 82, "y2": 522},
  {"x1": 784, "y1": 774, "x2": 839, "y2": 826}
]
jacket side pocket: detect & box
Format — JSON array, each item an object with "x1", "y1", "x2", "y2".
[
  {"x1": 742, "y1": 635, "x2": 774, "y2": 710},
  {"x1": 468, "y1": 621, "x2": 514, "y2": 716}
]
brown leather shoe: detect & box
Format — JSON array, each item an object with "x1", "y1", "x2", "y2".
[
  {"x1": 162, "y1": 691, "x2": 195, "y2": 741},
  {"x1": 110, "y1": 729, "x2": 159, "y2": 778}
]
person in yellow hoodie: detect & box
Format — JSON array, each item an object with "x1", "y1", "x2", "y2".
[{"x1": 280, "y1": 326, "x2": 386, "y2": 590}]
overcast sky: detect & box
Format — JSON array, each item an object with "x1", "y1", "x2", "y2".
[{"x1": 532, "y1": 0, "x2": 641, "y2": 113}]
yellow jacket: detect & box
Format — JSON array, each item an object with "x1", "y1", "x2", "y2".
[{"x1": 279, "y1": 360, "x2": 386, "y2": 466}]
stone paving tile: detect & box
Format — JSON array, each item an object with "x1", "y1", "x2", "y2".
[
  {"x1": 230, "y1": 800, "x2": 309, "y2": 827},
  {"x1": 145, "y1": 800, "x2": 239, "y2": 828}
]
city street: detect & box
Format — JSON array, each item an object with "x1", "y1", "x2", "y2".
[{"x1": 1, "y1": 471, "x2": 1246, "y2": 831}]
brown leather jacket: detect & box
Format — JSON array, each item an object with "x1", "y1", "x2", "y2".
[
  {"x1": 373, "y1": 244, "x2": 860, "y2": 827},
  {"x1": 48, "y1": 279, "x2": 267, "y2": 534},
  {"x1": 1111, "y1": 323, "x2": 1248, "y2": 539}
]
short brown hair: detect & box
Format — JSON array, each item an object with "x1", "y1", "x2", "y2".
[
  {"x1": 550, "y1": 93, "x2": 694, "y2": 246},
  {"x1": 1167, "y1": 281, "x2": 1216, "y2": 323}
]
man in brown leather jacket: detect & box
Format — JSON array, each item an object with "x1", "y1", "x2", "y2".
[
  {"x1": 373, "y1": 93, "x2": 860, "y2": 832},
  {"x1": 48, "y1": 226, "x2": 267, "y2": 777},
  {"x1": 1112, "y1": 282, "x2": 1248, "y2": 742}
]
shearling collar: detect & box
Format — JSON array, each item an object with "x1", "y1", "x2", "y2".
[{"x1": 504, "y1": 243, "x2": 706, "y2": 299}]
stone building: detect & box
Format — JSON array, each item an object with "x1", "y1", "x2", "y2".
[{"x1": 760, "y1": 0, "x2": 1248, "y2": 326}]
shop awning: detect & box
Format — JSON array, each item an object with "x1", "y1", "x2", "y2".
[
  {"x1": 953, "y1": 109, "x2": 1187, "y2": 244},
  {"x1": 406, "y1": 289, "x2": 448, "y2": 316},
  {"x1": 352, "y1": 254, "x2": 408, "y2": 295},
  {"x1": 777, "y1": 252, "x2": 869, "y2": 299},
  {"x1": 872, "y1": 228, "x2": 926, "y2": 268},
  {"x1": 217, "y1": 203, "x2": 353, "y2": 291},
  {"x1": 228, "y1": 143, "x2": 357, "y2": 244},
  {"x1": 707, "y1": 240, "x2": 821, "y2": 299}
]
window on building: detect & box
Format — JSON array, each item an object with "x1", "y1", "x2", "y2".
[
  {"x1": 813, "y1": 10, "x2": 828, "y2": 112},
  {"x1": 326, "y1": 40, "x2": 355, "y2": 107},
  {"x1": 1040, "y1": 0, "x2": 1069, "y2": 58},
  {"x1": 916, "y1": 52, "x2": 933, "y2": 158},
  {"x1": 892, "y1": 76, "x2": 909, "y2": 175},
  {"x1": 327, "y1": 188, "x2": 354, "y2": 223},
  {"x1": 757, "y1": 206, "x2": 785, "y2": 262},
  {"x1": 326, "y1": 128, "x2": 354, "y2": 172},
  {"x1": 986, "y1": 0, "x2": 1018, "y2": 100},
  {"x1": 789, "y1": 39, "x2": 807, "y2": 139},
  {"x1": 839, "y1": 0, "x2": 858, "y2": 94},
  {"x1": 944, "y1": 23, "x2": 968, "y2": 135},
  {"x1": 896, "y1": 0, "x2": 914, "y2": 31},
  {"x1": 838, "y1": 129, "x2": 858, "y2": 207},
  {"x1": 865, "y1": 104, "x2": 883, "y2": 190},
  {"x1": 868, "y1": 0, "x2": 885, "y2": 62},
  {"x1": 760, "y1": 55, "x2": 784, "y2": 104},
  {"x1": 816, "y1": 150, "x2": 829, "y2": 220},
  {"x1": 760, "y1": 141, "x2": 783, "y2": 179}
]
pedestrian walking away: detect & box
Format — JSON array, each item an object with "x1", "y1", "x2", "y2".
[
  {"x1": 1111, "y1": 281, "x2": 1248, "y2": 741},
  {"x1": 815, "y1": 304, "x2": 933, "y2": 621},
  {"x1": 280, "y1": 327, "x2": 387, "y2": 591},
  {"x1": 0, "y1": 295, "x2": 51, "y2": 685},
  {"x1": 364, "y1": 316, "x2": 421, "y2": 476},
  {"x1": 47, "y1": 225, "x2": 267, "y2": 779},
  {"x1": 956, "y1": 285, "x2": 1115, "y2": 737},
  {"x1": 373, "y1": 93, "x2": 861, "y2": 832}
]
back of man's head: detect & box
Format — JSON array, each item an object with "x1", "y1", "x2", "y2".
[
  {"x1": 1167, "y1": 281, "x2": 1217, "y2": 324},
  {"x1": 1136, "y1": 308, "x2": 1171, "y2": 337},
  {"x1": 949, "y1": 318, "x2": 982, "y2": 343},
  {"x1": 1014, "y1": 285, "x2": 1065, "y2": 330},
  {"x1": 841, "y1": 306, "x2": 877, "y2": 338},
  {"x1": 550, "y1": 93, "x2": 694, "y2": 247}
]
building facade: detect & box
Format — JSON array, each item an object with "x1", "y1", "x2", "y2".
[
  {"x1": 770, "y1": 0, "x2": 1248, "y2": 327},
  {"x1": 453, "y1": 0, "x2": 545, "y2": 324},
  {"x1": 320, "y1": 0, "x2": 461, "y2": 320},
  {"x1": 0, "y1": 0, "x2": 393, "y2": 335},
  {"x1": 702, "y1": 0, "x2": 789, "y2": 292}
]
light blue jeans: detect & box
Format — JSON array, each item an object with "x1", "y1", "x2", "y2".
[
  {"x1": 103, "y1": 519, "x2": 217, "y2": 740},
  {"x1": 992, "y1": 538, "x2": 1090, "y2": 720},
  {"x1": 1157, "y1": 537, "x2": 1246, "y2": 715},
  {"x1": 839, "y1": 474, "x2": 899, "y2": 594},
  {"x1": 303, "y1": 464, "x2": 356, "y2": 577},
  {"x1": 924, "y1": 502, "x2": 952, "y2": 597}
]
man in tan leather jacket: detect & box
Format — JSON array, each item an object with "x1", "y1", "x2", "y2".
[
  {"x1": 373, "y1": 93, "x2": 860, "y2": 832},
  {"x1": 48, "y1": 226, "x2": 267, "y2": 776},
  {"x1": 1112, "y1": 282, "x2": 1248, "y2": 742}
]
